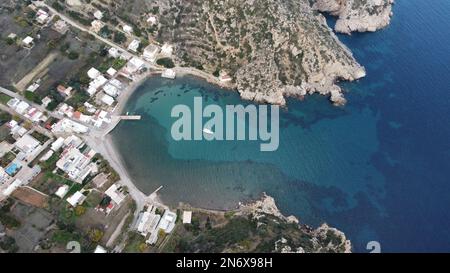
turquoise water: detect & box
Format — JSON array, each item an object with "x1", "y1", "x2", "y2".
[{"x1": 111, "y1": 1, "x2": 450, "y2": 252}]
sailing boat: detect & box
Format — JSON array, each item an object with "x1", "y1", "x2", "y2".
[{"x1": 203, "y1": 127, "x2": 214, "y2": 135}]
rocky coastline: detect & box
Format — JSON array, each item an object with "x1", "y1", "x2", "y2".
[
  {"x1": 237, "y1": 193, "x2": 352, "y2": 253},
  {"x1": 313, "y1": 0, "x2": 395, "y2": 34},
  {"x1": 154, "y1": 0, "x2": 385, "y2": 107}
]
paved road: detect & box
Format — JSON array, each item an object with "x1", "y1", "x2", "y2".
[
  {"x1": 34, "y1": 1, "x2": 163, "y2": 71},
  {"x1": 0, "y1": 86, "x2": 95, "y2": 131}
]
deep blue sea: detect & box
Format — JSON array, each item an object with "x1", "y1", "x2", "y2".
[{"x1": 111, "y1": 1, "x2": 450, "y2": 252}]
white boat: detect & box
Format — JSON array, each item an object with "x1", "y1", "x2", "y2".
[{"x1": 203, "y1": 127, "x2": 214, "y2": 135}]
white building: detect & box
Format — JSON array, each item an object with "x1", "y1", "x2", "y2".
[
  {"x1": 51, "y1": 137, "x2": 65, "y2": 151},
  {"x1": 55, "y1": 185, "x2": 69, "y2": 198},
  {"x1": 66, "y1": 191, "x2": 86, "y2": 207},
  {"x1": 36, "y1": 9, "x2": 49, "y2": 24},
  {"x1": 41, "y1": 96, "x2": 52, "y2": 107},
  {"x1": 157, "y1": 210, "x2": 177, "y2": 233},
  {"x1": 90, "y1": 20, "x2": 104, "y2": 33},
  {"x1": 109, "y1": 79, "x2": 123, "y2": 89},
  {"x1": 56, "y1": 147, "x2": 94, "y2": 183},
  {"x1": 123, "y1": 24, "x2": 133, "y2": 34},
  {"x1": 51, "y1": 119, "x2": 89, "y2": 134},
  {"x1": 15, "y1": 101, "x2": 30, "y2": 114},
  {"x1": 106, "y1": 67, "x2": 117, "y2": 77},
  {"x1": 2, "y1": 179, "x2": 23, "y2": 196},
  {"x1": 102, "y1": 84, "x2": 119, "y2": 97},
  {"x1": 143, "y1": 44, "x2": 160, "y2": 62},
  {"x1": 124, "y1": 57, "x2": 145, "y2": 75},
  {"x1": 108, "y1": 47, "x2": 120, "y2": 58},
  {"x1": 22, "y1": 36, "x2": 34, "y2": 48},
  {"x1": 147, "y1": 16, "x2": 157, "y2": 25},
  {"x1": 39, "y1": 150, "x2": 54, "y2": 162},
  {"x1": 93, "y1": 10, "x2": 103, "y2": 20},
  {"x1": 53, "y1": 20, "x2": 69, "y2": 34},
  {"x1": 7, "y1": 98, "x2": 20, "y2": 109},
  {"x1": 161, "y1": 69, "x2": 176, "y2": 79},
  {"x1": 160, "y1": 43, "x2": 173, "y2": 57},
  {"x1": 87, "y1": 68, "x2": 101, "y2": 79},
  {"x1": 105, "y1": 183, "x2": 126, "y2": 206},
  {"x1": 87, "y1": 75, "x2": 107, "y2": 96},
  {"x1": 182, "y1": 211, "x2": 192, "y2": 224},
  {"x1": 94, "y1": 245, "x2": 107, "y2": 253},
  {"x1": 15, "y1": 134, "x2": 41, "y2": 155},
  {"x1": 127, "y1": 39, "x2": 140, "y2": 52},
  {"x1": 101, "y1": 94, "x2": 115, "y2": 106}
]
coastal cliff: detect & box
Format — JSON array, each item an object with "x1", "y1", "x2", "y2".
[
  {"x1": 156, "y1": 0, "x2": 366, "y2": 106},
  {"x1": 313, "y1": 0, "x2": 394, "y2": 34}
]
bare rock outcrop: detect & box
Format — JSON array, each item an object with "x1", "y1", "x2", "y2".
[
  {"x1": 313, "y1": 0, "x2": 395, "y2": 34},
  {"x1": 238, "y1": 193, "x2": 352, "y2": 253}
]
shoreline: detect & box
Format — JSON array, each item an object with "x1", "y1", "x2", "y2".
[{"x1": 90, "y1": 66, "x2": 353, "y2": 250}]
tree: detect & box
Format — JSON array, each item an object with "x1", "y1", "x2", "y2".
[
  {"x1": 113, "y1": 31, "x2": 126, "y2": 43},
  {"x1": 88, "y1": 228, "x2": 104, "y2": 243},
  {"x1": 156, "y1": 58, "x2": 175, "y2": 68},
  {"x1": 67, "y1": 51, "x2": 79, "y2": 60},
  {"x1": 74, "y1": 206, "x2": 86, "y2": 216}
]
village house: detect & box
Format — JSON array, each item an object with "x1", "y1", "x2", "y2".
[
  {"x1": 143, "y1": 44, "x2": 160, "y2": 62},
  {"x1": 22, "y1": 36, "x2": 34, "y2": 49},
  {"x1": 53, "y1": 20, "x2": 69, "y2": 34},
  {"x1": 127, "y1": 39, "x2": 140, "y2": 52},
  {"x1": 66, "y1": 191, "x2": 86, "y2": 207}
]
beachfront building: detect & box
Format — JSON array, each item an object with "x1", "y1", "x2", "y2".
[
  {"x1": 87, "y1": 73, "x2": 108, "y2": 97},
  {"x1": 101, "y1": 94, "x2": 115, "y2": 106},
  {"x1": 143, "y1": 44, "x2": 160, "y2": 62},
  {"x1": 157, "y1": 210, "x2": 177, "y2": 233},
  {"x1": 136, "y1": 207, "x2": 161, "y2": 238},
  {"x1": 122, "y1": 57, "x2": 145, "y2": 78},
  {"x1": 182, "y1": 211, "x2": 192, "y2": 224},
  {"x1": 105, "y1": 183, "x2": 127, "y2": 207},
  {"x1": 102, "y1": 83, "x2": 119, "y2": 97},
  {"x1": 51, "y1": 118, "x2": 89, "y2": 134},
  {"x1": 162, "y1": 69, "x2": 176, "y2": 79}
]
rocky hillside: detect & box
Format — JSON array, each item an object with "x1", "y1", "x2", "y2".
[
  {"x1": 156, "y1": 0, "x2": 366, "y2": 106},
  {"x1": 163, "y1": 194, "x2": 351, "y2": 253},
  {"x1": 313, "y1": 0, "x2": 394, "y2": 34}
]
